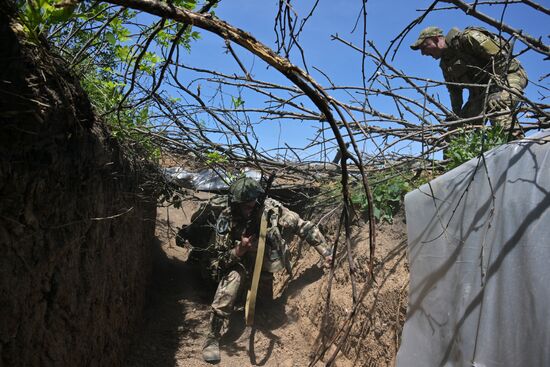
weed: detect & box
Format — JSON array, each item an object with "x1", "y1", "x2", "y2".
[{"x1": 446, "y1": 126, "x2": 507, "y2": 169}]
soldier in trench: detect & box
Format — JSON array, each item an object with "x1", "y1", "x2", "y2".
[
  {"x1": 410, "y1": 26, "x2": 528, "y2": 138},
  {"x1": 200, "y1": 176, "x2": 333, "y2": 363}
]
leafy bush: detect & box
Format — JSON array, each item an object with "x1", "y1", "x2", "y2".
[
  {"x1": 446, "y1": 126, "x2": 507, "y2": 169},
  {"x1": 16, "y1": 0, "x2": 76, "y2": 39},
  {"x1": 351, "y1": 175, "x2": 412, "y2": 223},
  {"x1": 15, "y1": 1, "x2": 202, "y2": 162},
  {"x1": 79, "y1": 67, "x2": 161, "y2": 160},
  {"x1": 316, "y1": 169, "x2": 430, "y2": 224}
]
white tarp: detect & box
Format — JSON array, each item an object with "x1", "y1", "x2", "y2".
[
  {"x1": 163, "y1": 167, "x2": 261, "y2": 191},
  {"x1": 397, "y1": 130, "x2": 550, "y2": 367}
]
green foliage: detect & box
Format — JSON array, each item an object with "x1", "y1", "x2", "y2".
[
  {"x1": 15, "y1": 1, "x2": 202, "y2": 161},
  {"x1": 205, "y1": 151, "x2": 228, "y2": 165},
  {"x1": 317, "y1": 171, "x2": 427, "y2": 224},
  {"x1": 325, "y1": 127, "x2": 508, "y2": 224},
  {"x1": 80, "y1": 67, "x2": 160, "y2": 160},
  {"x1": 351, "y1": 175, "x2": 413, "y2": 223},
  {"x1": 172, "y1": 0, "x2": 197, "y2": 10},
  {"x1": 446, "y1": 126, "x2": 507, "y2": 169},
  {"x1": 231, "y1": 96, "x2": 245, "y2": 109},
  {"x1": 17, "y1": 0, "x2": 75, "y2": 38},
  {"x1": 139, "y1": 52, "x2": 164, "y2": 75}
]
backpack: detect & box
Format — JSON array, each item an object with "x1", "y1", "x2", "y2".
[
  {"x1": 176, "y1": 194, "x2": 228, "y2": 250},
  {"x1": 463, "y1": 26, "x2": 512, "y2": 56}
]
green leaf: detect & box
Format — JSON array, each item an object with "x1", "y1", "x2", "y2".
[
  {"x1": 105, "y1": 32, "x2": 116, "y2": 45},
  {"x1": 118, "y1": 27, "x2": 131, "y2": 42},
  {"x1": 232, "y1": 96, "x2": 244, "y2": 108},
  {"x1": 48, "y1": 2, "x2": 76, "y2": 24},
  {"x1": 205, "y1": 151, "x2": 227, "y2": 164},
  {"x1": 373, "y1": 206, "x2": 381, "y2": 220}
]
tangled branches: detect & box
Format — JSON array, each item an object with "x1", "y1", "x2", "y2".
[{"x1": 41, "y1": 0, "x2": 548, "y2": 364}]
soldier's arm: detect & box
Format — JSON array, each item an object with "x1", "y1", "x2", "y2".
[
  {"x1": 447, "y1": 85, "x2": 464, "y2": 116},
  {"x1": 441, "y1": 61, "x2": 464, "y2": 115},
  {"x1": 211, "y1": 213, "x2": 244, "y2": 269},
  {"x1": 213, "y1": 236, "x2": 245, "y2": 271},
  {"x1": 278, "y1": 206, "x2": 332, "y2": 258}
]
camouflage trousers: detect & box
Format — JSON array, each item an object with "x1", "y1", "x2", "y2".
[
  {"x1": 460, "y1": 68, "x2": 528, "y2": 134},
  {"x1": 211, "y1": 267, "x2": 274, "y2": 319}
]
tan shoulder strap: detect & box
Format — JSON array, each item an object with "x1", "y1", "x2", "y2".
[{"x1": 244, "y1": 210, "x2": 268, "y2": 326}]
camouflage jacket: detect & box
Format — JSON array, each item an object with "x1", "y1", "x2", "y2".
[
  {"x1": 208, "y1": 198, "x2": 331, "y2": 278},
  {"x1": 439, "y1": 27, "x2": 526, "y2": 114}
]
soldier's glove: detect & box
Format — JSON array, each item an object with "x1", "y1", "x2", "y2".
[
  {"x1": 323, "y1": 255, "x2": 334, "y2": 269},
  {"x1": 487, "y1": 91, "x2": 511, "y2": 112},
  {"x1": 321, "y1": 247, "x2": 334, "y2": 269}
]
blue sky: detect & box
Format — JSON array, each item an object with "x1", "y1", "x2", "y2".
[{"x1": 164, "y1": 0, "x2": 548, "y2": 161}]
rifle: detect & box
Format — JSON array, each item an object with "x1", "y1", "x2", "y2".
[
  {"x1": 242, "y1": 171, "x2": 276, "y2": 237},
  {"x1": 259, "y1": 171, "x2": 276, "y2": 206}
]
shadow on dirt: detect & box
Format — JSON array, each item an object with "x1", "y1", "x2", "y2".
[{"x1": 124, "y1": 236, "x2": 215, "y2": 367}]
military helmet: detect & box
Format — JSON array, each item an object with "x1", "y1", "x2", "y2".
[
  {"x1": 228, "y1": 177, "x2": 264, "y2": 204},
  {"x1": 410, "y1": 26, "x2": 444, "y2": 50}
]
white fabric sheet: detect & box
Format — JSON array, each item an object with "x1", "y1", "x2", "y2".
[{"x1": 397, "y1": 130, "x2": 550, "y2": 367}]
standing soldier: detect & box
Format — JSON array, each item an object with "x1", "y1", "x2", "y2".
[
  {"x1": 410, "y1": 26, "x2": 528, "y2": 136},
  {"x1": 201, "y1": 177, "x2": 333, "y2": 363}
]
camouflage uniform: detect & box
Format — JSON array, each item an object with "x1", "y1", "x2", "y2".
[
  {"x1": 209, "y1": 197, "x2": 331, "y2": 318},
  {"x1": 201, "y1": 177, "x2": 331, "y2": 362},
  {"x1": 440, "y1": 27, "x2": 528, "y2": 130},
  {"x1": 412, "y1": 26, "x2": 528, "y2": 132}
]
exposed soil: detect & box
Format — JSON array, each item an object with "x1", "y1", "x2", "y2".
[
  {"x1": 1, "y1": 15, "x2": 157, "y2": 367},
  {"x1": 125, "y1": 198, "x2": 409, "y2": 367}
]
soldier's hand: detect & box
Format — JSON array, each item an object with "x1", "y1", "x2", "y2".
[
  {"x1": 487, "y1": 91, "x2": 511, "y2": 111},
  {"x1": 323, "y1": 255, "x2": 333, "y2": 269},
  {"x1": 235, "y1": 234, "x2": 257, "y2": 256}
]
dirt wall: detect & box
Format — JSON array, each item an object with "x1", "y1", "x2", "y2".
[
  {"x1": 275, "y1": 214, "x2": 409, "y2": 367},
  {"x1": 0, "y1": 9, "x2": 156, "y2": 367}
]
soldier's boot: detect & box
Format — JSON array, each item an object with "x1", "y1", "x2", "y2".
[{"x1": 202, "y1": 314, "x2": 223, "y2": 363}]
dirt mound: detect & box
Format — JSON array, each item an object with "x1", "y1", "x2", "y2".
[{"x1": 125, "y1": 201, "x2": 408, "y2": 366}]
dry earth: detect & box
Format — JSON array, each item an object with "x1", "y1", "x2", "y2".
[{"x1": 124, "y1": 197, "x2": 409, "y2": 367}]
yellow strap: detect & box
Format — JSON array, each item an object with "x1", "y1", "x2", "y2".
[{"x1": 245, "y1": 210, "x2": 268, "y2": 326}]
